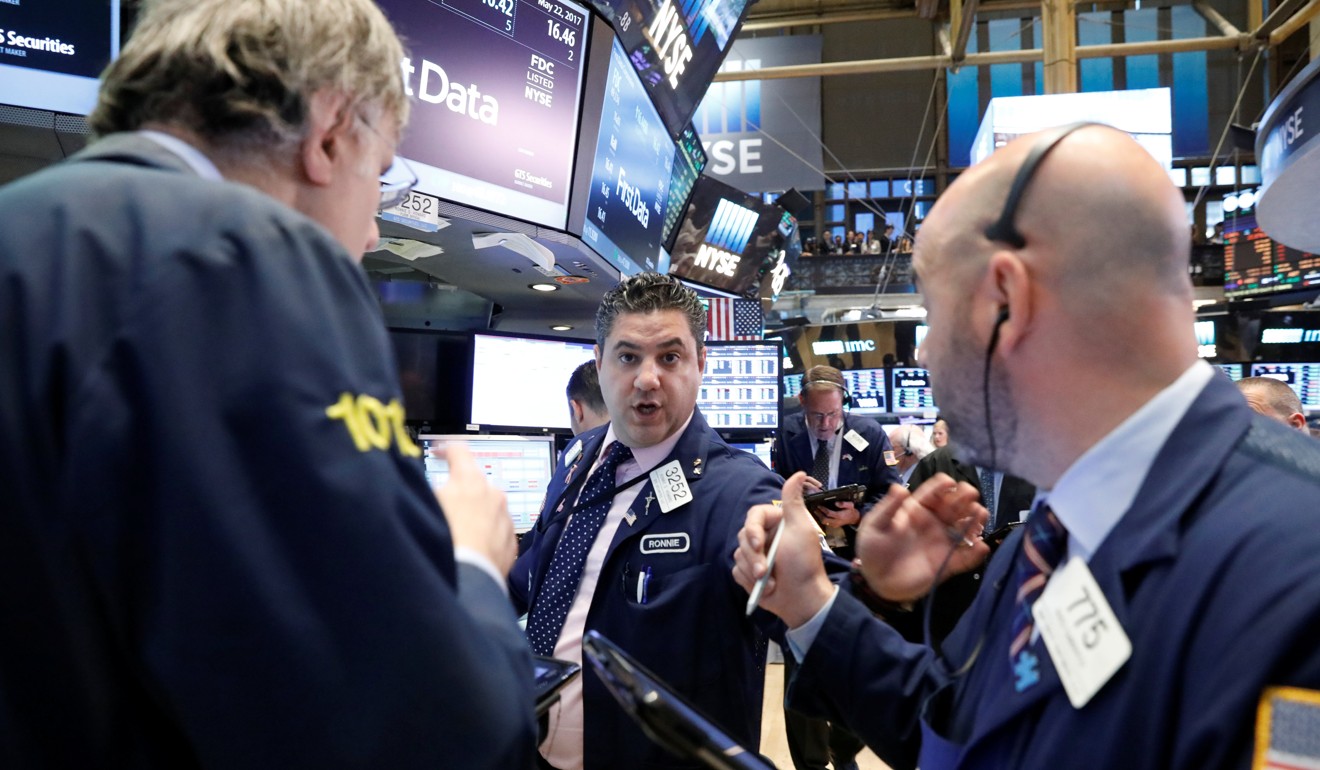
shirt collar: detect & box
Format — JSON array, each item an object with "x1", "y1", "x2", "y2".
[
  {"x1": 599, "y1": 411, "x2": 695, "y2": 475},
  {"x1": 1045, "y1": 361, "x2": 1215, "y2": 562},
  {"x1": 137, "y1": 130, "x2": 225, "y2": 181}
]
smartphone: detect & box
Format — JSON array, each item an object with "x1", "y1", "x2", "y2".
[{"x1": 802, "y1": 483, "x2": 868, "y2": 510}]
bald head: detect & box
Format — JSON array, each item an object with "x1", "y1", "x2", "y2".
[
  {"x1": 916, "y1": 125, "x2": 1193, "y2": 350},
  {"x1": 1238, "y1": 376, "x2": 1309, "y2": 432},
  {"x1": 913, "y1": 125, "x2": 1200, "y2": 486}
]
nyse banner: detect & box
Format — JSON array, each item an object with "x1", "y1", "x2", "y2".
[{"x1": 692, "y1": 35, "x2": 822, "y2": 193}]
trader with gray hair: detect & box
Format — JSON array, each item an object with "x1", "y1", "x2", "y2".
[
  {"x1": 1237, "y1": 375, "x2": 1311, "y2": 433},
  {"x1": 0, "y1": 1, "x2": 534, "y2": 766},
  {"x1": 887, "y1": 424, "x2": 936, "y2": 486}
]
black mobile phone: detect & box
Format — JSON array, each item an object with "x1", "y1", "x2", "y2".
[
  {"x1": 802, "y1": 483, "x2": 867, "y2": 510},
  {"x1": 981, "y1": 520, "x2": 1024, "y2": 549}
]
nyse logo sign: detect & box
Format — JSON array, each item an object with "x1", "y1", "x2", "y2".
[
  {"x1": 693, "y1": 199, "x2": 758, "y2": 277},
  {"x1": 692, "y1": 36, "x2": 823, "y2": 192}
]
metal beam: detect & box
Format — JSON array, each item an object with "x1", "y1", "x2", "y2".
[
  {"x1": 1254, "y1": 0, "x2": 1309, "y2": 40},
  {"x1": 711, "y1": 34, "x2": 1252, "y2": 81},
  {"x1": 738, "y1": 7, "x2": 914, "y2": 31},
  {"x1": 1268, "y1": 0, "x2": 1320, "y2": 44},
  {"x1": 951, "y1": 0, "x2": 981, "y2": 64},
  {"x1": 1192, "y1": 0, "x2": 1243, "y2": 38},
  {"x1": 1042, "y1": 0, "x2": 1078, "y2": 93}
]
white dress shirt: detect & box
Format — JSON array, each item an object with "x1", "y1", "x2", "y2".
[{"x1": 540, "y1": 415, "x2": 693, "y2": 770}]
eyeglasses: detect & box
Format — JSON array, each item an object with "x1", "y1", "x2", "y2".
[
  {"x1": 353, "y1": 112, "x2": 419, "y2": 212},
  {"x1": 983, "y1": 121, "x2": 1098, "y2": 248},
  {"x1": 806, "y1": 410, "x2": 843, "y2": 423},
  {"x1": 378, "y1": 155, "x2": 418, "y2": 212}
]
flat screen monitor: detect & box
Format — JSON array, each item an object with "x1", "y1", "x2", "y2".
[
  {"x1": 697, "y1": 342, "x2": 779, "y2": 430},
  {"x1": 376, "y1": 0, "x2": 592, "y2": 229},
  {"x1": 783, "y1": 372, "x2": 803, "y2": 400},
  {"x1": 1214, "y1": 363, "x2": 1244, "y2": 381},
  {"x1": 1247, "y1": 362, "x2": 1320, "y2": 411},
  {"x1": 582, "y1": 0, "x2": 752, "y2": 137},
  {"x1": 729, "y1": 440, "x2": 773, "y2": 469},
  {"x1": 419, "y1": 434, "x2": 556, "y2": 532},
  {"x1": 0, "y1": 0, "x2": 120, "y2": 114},
  {"x1": 840, "y1": 368, "x2": 888, "y2": 414},
  {"x1": 660, "y1": 123, "x2": 707, "y2": 251},
  {"x1": 388, "y1": 329, "x2": 473, "y2": 427},
  {"x1": 890, "y1": 367, "x2": 936, "y2": 414},
  {"x1": 668, "y1": 175, "x2": 797, "y2": 298},
  {"x1": 470, "y1": 332, "x2": 596, "y2": 431},
  {"x1": 579, "y1": 36, "x2": 676, "y2": 275},
  {"x1": 1223, "y1": 212, "x2": 1320, "y2": 300}
]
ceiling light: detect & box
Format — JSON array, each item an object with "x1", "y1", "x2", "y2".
[
  {"x1": 550, "y1": 325, "x2": 573, "y2": 331},
  {"x1": 530, "y1": 283, "x2": 559, "y2": 292}
]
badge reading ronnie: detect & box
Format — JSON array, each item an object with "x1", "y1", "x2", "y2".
[{"x1": 640, "y1": 533, "x2": 690, "y2": 554}]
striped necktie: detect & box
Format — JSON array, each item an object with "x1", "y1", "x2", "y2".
[{"x1": 1008, "y1": 503, "x2": 1067, "y2": 689}]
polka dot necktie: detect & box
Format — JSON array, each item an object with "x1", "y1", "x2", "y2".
[
  {"x1": 1008, "y1": 504, "x2": 1068, "y2": 668},
  {"x1": 526, "y1": 440, "x2": 634, "y2": 657}
]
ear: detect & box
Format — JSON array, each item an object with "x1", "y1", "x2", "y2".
[
  {"x1": 1289, "y1": 413, "x2": 1308, "y2": 431},
  {"x1": 594, "y1": 345, "x2": 602, "y2": 370},
  {"x1": 696, "y1": 345, "x2": 707, "y2": 374},
  {"x1": 569, "y1": 399, "x2": 585, "y2": 424},
  {"x1": 983, "y1": 250, "x2": 1032, "y2": 355},
  {"x1": 300, "y1": 90, "x2": 354, "y2": 188}
]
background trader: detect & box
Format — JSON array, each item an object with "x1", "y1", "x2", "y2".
[
  {"x1": 772, "y1": 364, "x2": 899, "y2": 770},
  {"x1": 0, "y1": 1, "x2": 535, "y2": 766}
]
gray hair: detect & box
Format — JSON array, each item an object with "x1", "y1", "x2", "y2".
[
  {"x1": 1238, "y1": 376, "x2": 1305, "y2": 421},
  {"x1": 91, "y1": 0, "x2": 409, "y2": 160},
  {"x1": 595, "y1": 273, "x2": 707, "y2": 349},
  {"x1": 890, "y1": 424, "x2": 935, "y2": 460}
]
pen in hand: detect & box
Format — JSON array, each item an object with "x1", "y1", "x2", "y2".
[{"x1": 744, "y1": 516, "x2": 786, "y2": 617}]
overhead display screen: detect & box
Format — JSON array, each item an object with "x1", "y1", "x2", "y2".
[
  {"x1": 378, "y1": 0, "x2": 591, "y2": 229},
  {"x1": 1223, "y1": 212, "x2": 1320, "y2": 300},
  {"x1": 891, "y1": 367, "x2": 936, "y2": 414},
  {"x1": 1248, "y1": 362, "x2": 1320, "y2": 410},
  {"x1": 697, "y1": 343, "x2": 779, "y2": 430},
  {"x1": 660, "y1": 122, "x2": 707, "y2": 250},
  {"x1": 668, "y1": 175, "x2": 797, "y2": 298},
  {"x1": 580, "y1": 37, "x2": 676, "y2": 275},
  {"x1": 586, "y1": 0, "x2": 751, "y2": 136},
  {"x1": 0, "y1": 0, "x2": 119, "y2": 114},
  {"x1": 840, "y1": 368, "x2": 887, "y2": 414}
]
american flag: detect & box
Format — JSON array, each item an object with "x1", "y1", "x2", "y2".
[
  {"x1": 1258, "y1": 687, "x2": 1320, "y2": 770},
  {"x1": 706, "y1": 298, "x2": 763, "y2": 340}
]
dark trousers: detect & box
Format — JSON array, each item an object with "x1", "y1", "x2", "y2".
[{"x1": 783, "y1": 655, "x2": 864, "y2": 770}]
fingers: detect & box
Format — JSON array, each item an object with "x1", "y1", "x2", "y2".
[
  {"x1": 734, "y1": 502, "x2": 783, "y2": 588},
  {"x1": 431, "y1": 441, "x2": 478, "y2": 484},
  {"x1": 861, "y1": 483, "x2": 912, "y2": 533}
]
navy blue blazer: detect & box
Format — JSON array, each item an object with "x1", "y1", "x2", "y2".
[
  {"x1": 774, "y1": 412, "x2": 900, "y2": 506},
  {"x1": 511, "y1": 411, "x2": 786, "y2": 770},
  {"x1": 787, "y1": 374, "x2": 1320, "y2": 770},
  {"x1": 0, "y1": 135, "x2": 536, "y2": 768}
]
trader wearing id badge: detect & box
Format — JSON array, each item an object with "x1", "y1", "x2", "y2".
[
  {"x1": 733, "y1": 124, "x2": 1320, "y2": 770},
  {"x1": 510, "y1": 273, "x2": 791, "y2": 770}
]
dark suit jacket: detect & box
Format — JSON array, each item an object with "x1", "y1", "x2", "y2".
[
  {"x1": 774, "y1": 412, "x2": 901, "y2": 557},
  {"x1": 908, "y1": 445, "x2": 1036, "y2": 528},
  {"x1": 511, "y1": 410, "x2": 787, "y2": 770},
  {"x1": 788, "y1": 375, "x2": 1320, "y2": 770},
  {"x1": 893, "y1": 446, "x2": 1037, "y2": 646},
  {"x1": 0, "y1": 135, "x2": 536, "y2": 768}
]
